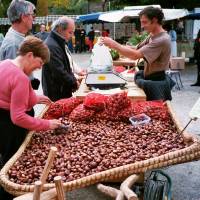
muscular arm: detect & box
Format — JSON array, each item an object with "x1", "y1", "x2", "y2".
[{"x1": 101, "y1": 37, "x2": 143, "y2": 60}]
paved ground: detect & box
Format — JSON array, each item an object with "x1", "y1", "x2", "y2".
[{"x1": 33, "y1": 53, "x2": 200, "y2": 200}]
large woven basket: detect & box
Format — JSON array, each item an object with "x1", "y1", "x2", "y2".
[{"x1": 1, "y1": 101, "x2": 200, "y2": 196}]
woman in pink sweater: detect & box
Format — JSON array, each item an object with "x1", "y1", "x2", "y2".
[{"x1": 0, "y1": 36, "x2": 61, "y2": 167}]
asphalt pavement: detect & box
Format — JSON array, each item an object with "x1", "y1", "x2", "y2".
[{"x1": 33, "y1": 53, "x2": 200, "y2": 200}]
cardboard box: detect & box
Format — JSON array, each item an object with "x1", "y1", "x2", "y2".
[{"x1": 170, "y1": 57, "x2": 185, "y2": 70}]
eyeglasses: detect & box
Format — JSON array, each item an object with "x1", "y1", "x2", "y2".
[{"x1": 27, "y1": 13, "x2": 36, "y2": 18}]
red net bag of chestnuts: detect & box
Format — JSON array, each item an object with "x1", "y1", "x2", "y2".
[
  {"x1": 106, "y1": 92, "x2": 131, "y2": 112},
  {"x1": 43, "y1": 97, "x2": 82, "y2": 119},
  {"x1": 69, "y1": 104, "x2": 95, "y2": 121},
  {"x1": 83, "y1": 93, "x2": 108, "y2": 111},
  {"x1": 95, "y1": 92, "x2": 132, "y2": 121}
]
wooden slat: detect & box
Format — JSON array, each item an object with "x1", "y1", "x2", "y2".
[
  {"x1": 113, "y1": 59, "x2": 136, "y2": 66},
  {"x1": 74, "y1": 79, "x2": 146, "y2": 101}
]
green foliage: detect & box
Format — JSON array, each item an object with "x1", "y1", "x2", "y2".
[
  {"x1": 128, "y1": 32, "x2": 148, "y2": 46},
  {"x1": 37, "y1": 0, "x2": 48, "y2": 16},
  {"x1": 48, "y1": 0, "x2": 88, "y2": 15},
  {"x1": 110, "y1": 49, "x2": 119, "y2": 60},
  {"x1": 0, "y1": 0, "x2": 10, "y2": 18},
  {"x1": 48, "y1": 0, "x2": 69, "y2": 8}
]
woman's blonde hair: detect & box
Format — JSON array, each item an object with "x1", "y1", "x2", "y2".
[{"x1": 18, "y1": 36, "x2": 50, "y2": 63}]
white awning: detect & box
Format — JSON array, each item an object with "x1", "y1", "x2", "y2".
[
  {"x1": 99, "y1": 8, "x2": 189, "y2": 22},
  {"x1": 163, "y1": 9, "x2": 189, "y2": 21}
]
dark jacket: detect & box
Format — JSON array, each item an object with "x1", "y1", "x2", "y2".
[
  {"x1": 42, "y1": 31, "x2": 77, "y2": 101},
  {"x1": 194, "y1": 38, "x2": 200, "y2": 61},
  {"x1": 35, "y1": 31, "x2": 49, "y2": 41}
]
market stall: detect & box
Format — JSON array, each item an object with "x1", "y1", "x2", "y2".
[
  {"x1": 0, "y1": 94, "x2": 200, "y2": 197},
  {"x1": 74, "y1": 78, "x2": 146, "y2": 101}
]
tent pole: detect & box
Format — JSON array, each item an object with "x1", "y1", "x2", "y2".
[{"x1": 114, "y1": 22, "x2": 116, "y2": 40}]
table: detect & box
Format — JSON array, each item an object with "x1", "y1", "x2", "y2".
[
  {"x1": 113, "y1": 58, "x2": 136, "y2": 67},
  {"x1": 74, "y1": 79, "x2": 146, "y2": 101}
]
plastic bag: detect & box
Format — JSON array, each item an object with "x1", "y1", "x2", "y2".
[{"x1": 89, "y1": 40, "x2": 113, "y2": 72}]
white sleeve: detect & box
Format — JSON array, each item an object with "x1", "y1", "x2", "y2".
[{"x1": 72, "y1": 61, "x2": 82, "y2": 74}]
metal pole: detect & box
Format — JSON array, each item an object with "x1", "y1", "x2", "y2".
[{"x1": 113, "y1": 22, "x2": 116, "y2": 40}]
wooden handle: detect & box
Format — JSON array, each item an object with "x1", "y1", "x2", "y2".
[
  {"x1": 97, "y1": 183, "x2": 124, "y2": 200},
  {"x1": 120, "y1": 174, "x2": 140, "y2": 200},
  {"x1": 33, "y1": 181, "x2": 42, "y2": 200},
  {"x1": 40, "y1": 146, "x2": 57, "y2": 184},
  {"x1": 39, "y1": 146, "x2": 57, "y2": 194},
  {"x1": 54, "y1": 176, "x2": 65, "y2": 200}
]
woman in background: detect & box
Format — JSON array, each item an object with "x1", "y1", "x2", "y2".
[{"x1": 168, "y1": 24, "x2": 177, "y2": 57}]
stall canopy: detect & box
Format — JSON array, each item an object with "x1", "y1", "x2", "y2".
[
  {"x1": 186, "y1": 12, "x2": 200, "y2": 20},
  {"x1": 99, "y1": 8, "x2": 189, "y2": 22},
  {"x1": 76, "y1": 5, "x2": 189, "y2": 24},
  {"x1": 76, "y1": 12, "x2": 103, "y2": 24}
]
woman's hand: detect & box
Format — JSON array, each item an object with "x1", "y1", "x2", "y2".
[
  {"x1": 37, "y1": 95, "x2": 52, "y2": 105},
  {"x1": 49, "y1": 119, "x2": 62, "y2": 130}
]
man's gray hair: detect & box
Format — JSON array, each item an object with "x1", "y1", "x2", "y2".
[
  {"x1": 51, "y1": 17, "x2": 72, "y2": 31},
  {"x1": 7, "y1": 0, "x2": 35, "y2": 23}
]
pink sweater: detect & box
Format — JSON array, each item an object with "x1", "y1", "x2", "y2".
[{"x1": 0, "y1": 60, "x2": 50, "y2": 131}]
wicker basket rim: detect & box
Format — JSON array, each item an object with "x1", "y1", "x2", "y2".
[{"x1": 1, "y1": 101, "x2": 200, "y2": 195}]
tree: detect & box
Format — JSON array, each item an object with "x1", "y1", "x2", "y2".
[
  {"x1": 0, "y1": 0, "x2": 38, "y2": 18},
  {"x1": 37, "y1": 0, "x2": 48, "y2": 16},
  {"x1": 48, "y1": 0, "x2": 70, "y2": 8},
  {"x1": 48, "y1": 0, "x2": 88, "y2": 15},
  {"x1": 0, "y1": 0, "x2": 10, "y2": 17},
  {"x1": 107, "y1": 0, "x2": 200, "y2": 10},
  {"x1": 29, "y1": 0, "x2": 38, "y2": 6}
]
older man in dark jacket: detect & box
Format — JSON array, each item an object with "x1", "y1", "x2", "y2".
[{"x1": 42, "y1": 17, "x2": 78, "y2": 101}]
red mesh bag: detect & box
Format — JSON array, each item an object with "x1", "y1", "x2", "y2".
[
  {"x1": 95, "y1": 109, "x2": 118, "y2": 121},
  {"x1": 43, "y1": 103, "x2": 63, "y2": 119},
  {"x1": 116, "y1": 101, "x2": 144, "y2": 122},
  {"x1": 69, "y1": 104, "x2": 95, "y2": 121},
  {"x1": 83, "y1": 93, "x2": 108, "y2": 111},
  {"x1": 113, "y1": 66, "x2": 126, "y2": 73},
  {"x1": 142, "y1": 101, "x2": 170, "y2": 121},
  {"x1": 106, "y1": 92, "x2": 131, "y2": 113},
  {"x1": 93, "y1": 92, "x2": 132, "y2": 121},
  {"x1": 43, "y1": 97, "x2": 82, "y2": 119}
]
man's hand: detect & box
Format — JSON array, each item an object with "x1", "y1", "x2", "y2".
[{"x1": 100, "y1": 37, "x2": 120, "y2": 49}]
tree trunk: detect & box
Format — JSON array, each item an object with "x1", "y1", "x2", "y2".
[{"x1": 36, "y1": 0, "x2": 48, "y2": 16}]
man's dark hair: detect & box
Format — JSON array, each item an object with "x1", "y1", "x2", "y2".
[{"x1": 139, "y1": 6, "x2": 164, "y2": 25}]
